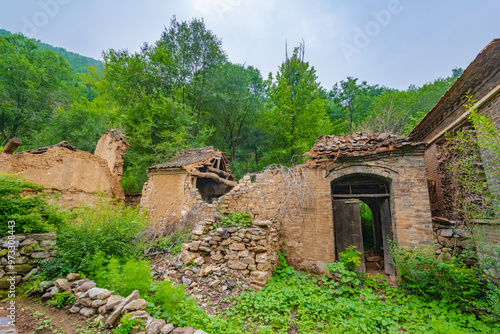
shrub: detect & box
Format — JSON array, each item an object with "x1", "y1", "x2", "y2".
[
  {"x1": 337, "y1": 245, "x2": 362, "y2": 271},
  {"x1": 45, "y1": 197, "x2": 147, "y2": 276},
  {"x1": 0, "y1": 173, "x2": 67, "y2": 237},
  {"x1": 391, "y1": 243, "x2": 485, "y2": 309},
  {"x1": 94, "y1": 255, "x2": 153, "y2": 297}
]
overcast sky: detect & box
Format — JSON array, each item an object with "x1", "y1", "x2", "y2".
[{"x1": 1, "y1": 0, "x2": 499, "y2": 90}]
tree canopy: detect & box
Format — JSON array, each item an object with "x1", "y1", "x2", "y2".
[{"x1": 0, "y1": 19, "x2": 461, "y2": 191}]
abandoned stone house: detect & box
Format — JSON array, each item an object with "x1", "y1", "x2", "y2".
[
  {"x1": 0, "y1": 130, "x2": 130, "y2": 207},
  {"x1": 140, "y1": 38, "x2": 500, "y2": 276},
  {"x1": 141, "y1": 133, "x2": 432, "y2": 276},
  {"x1": 2, "y1": 39, "x2": 499, "y2": 278},
  {"x1": 140, "y1": 146, "x2": 236, "y2": 227}
]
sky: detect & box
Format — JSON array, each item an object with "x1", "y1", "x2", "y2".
[{"x1": 0, "y1": 0, "x2": 499, "y2": 90}]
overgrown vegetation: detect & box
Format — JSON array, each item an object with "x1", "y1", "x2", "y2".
[
  {"x1": 0, "y1": 173, "x2": 66, "y2": 237},
  {"x1": 227, "y1": 249, "x2": 498, "y2": 333},
  {"x1": 391, "y1": 243, "x2": 485, "y2": 310},
  {"x1": 41, "y1": 197, "x2": 147, "y2": 277},
  {"x1": 217, "y1": 211, "x2": 253, "y2": 228},
  {"x1": 47, "y1": 291, "x2": 76, "y2": 309}
]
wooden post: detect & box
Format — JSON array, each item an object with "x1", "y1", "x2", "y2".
[{"x1": 2, "y1": 138, "x2": 22, "y2": 155}]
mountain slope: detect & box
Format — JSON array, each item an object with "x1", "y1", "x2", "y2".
[{"x1": 0, "y1": 28, "x2": 103, "y2": 74}]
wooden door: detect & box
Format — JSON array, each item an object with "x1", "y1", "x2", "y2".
[
  {"x1": 333, "y1": 199, "x2": 366, "y2": 271},
  {"x1": 380, "y1": 198, "x2": 396, "y2": 275}
]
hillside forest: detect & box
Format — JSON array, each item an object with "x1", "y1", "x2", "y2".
[{"x1": 0, "y1": 18, "x2": 462, "y2": 193}]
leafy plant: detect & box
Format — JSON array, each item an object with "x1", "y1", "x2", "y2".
[
  {"x1": 217, "y1": 211, "x2": 253, "y2": 228},
  {"x1": 94, "y1": 255, "x2": 153, "y2": 297},
  {"x1": 0, "y1": 173, "x2": 67, "y2": 237},
  {"x1": 47, "y1": 291, "x2": 75, "y2": 308},
  {"x1": 114, "y1": 313, "x2": 145, "y2": 334},
  {"x1": 337, "y1": 245, "x2": 362, "y2": 271},
  {"x1": 43, "y1": 196, "x2": 148, "y2": 277},
  {"x1": 391, "y1": 242, "x2": 485, "y2": 310}
]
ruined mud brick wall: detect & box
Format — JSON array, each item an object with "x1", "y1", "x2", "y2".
[
  {"x1": 140, "y1": 147, "x2": 234, "y2": 228},
  {"x1": 209, "y1": 168, "x2": 334, "y2": 270},
  {"x1": 0, "y1": 130, "x2": 129, "y2": 207},
  {"x1": 140, "y1": 169, "x2": 194, "y2": 228},
  {"x1": 0, "y1": 233, "x2": 56, "y2": 290},
  {"x1": 178, "y1": 219, "x2": 282, "y2": 289}
]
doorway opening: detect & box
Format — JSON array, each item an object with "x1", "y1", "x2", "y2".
[{"x1": 331, "y1": 174, "x2": 395, "y2": 275}]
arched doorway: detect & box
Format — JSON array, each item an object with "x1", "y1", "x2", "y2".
[{"x1": 331, "y1": 174, "x2": 395, "y2": 275}]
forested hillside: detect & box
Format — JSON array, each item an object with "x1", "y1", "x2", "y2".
[
  {"x1": 0, "y1": 18, "x2": 461, "y2": 192},
  {"x1": 0, "y1": 28, "x2": 103, "y2": 73}
]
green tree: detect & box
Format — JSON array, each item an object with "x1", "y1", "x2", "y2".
[
  {"x1": 362, "y1": 74, "x2": 458, "y2": 135},
  {"x1": 0, "y1": 34, "x2": 71, "y2": 142},
  {"x1": 329, "y1": 77, "x2": 387, "y2": 133},
  {"x1": 156, "y1": 16, "x2": 227, "y2": 131},
  {"x1": 29, "y1": 67, "x2": 118, "y2": 152},
  {"x1": 262, "y1": 43, "x2": 331, "y2": 165},
  {"x1": 204, "y1": 63, "x2": 265, "y2": 162}
]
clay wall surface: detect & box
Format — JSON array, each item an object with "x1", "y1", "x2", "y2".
[
  {"x1": 0, "y1": 147, "x2": 122, "y2": 207},
  {"x1": 140, "y1": 169, "x2": 192, "y2": 226}
]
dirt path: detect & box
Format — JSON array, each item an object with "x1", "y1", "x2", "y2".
[{"x1": 0, "y1": 298, "x2": 111, "y2": 334}]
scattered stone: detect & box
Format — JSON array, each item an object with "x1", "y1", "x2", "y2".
[
  {"x1": 66, "y1": 273, "x2": 81, "y2": 281},
  {"x1": 172, "y1": 328, "x2": 195, "y2": 334},
  {"x1": 54, "y1": 278, "x2": 71, "y2": 292},
  {"x1": 88, "y1": 287, "x2": 113, "y2": 300},
  {"x1": 41, "y1": 286, "x2": 58, "y2": 300},
  {"x1": 91, "y1": 299, "x2": 107, "y2": 308},
  {"x1": 160, "y1": 323, "x2": 175, "y2": 334},
  {"x1": 129, "y1": 310, "x2": 149, "y2": 321},
  {"x1": 146, "y1": 319, "x2": 166, "y2": 334},
  {"x1": 69, "y1": 305, "x2": 81, "y2": 314},
  {"x1": 80, "y1": 307, "x2": 96, "y2": 317},
  {"x1": 122, "y1": 299, "x2": 147, "y2": 313},
  {"x1": 182, "y1": 277, "x2": 192, "y2": 287},
  {"x1": 76, "y1": 281, "x2": 96, "y2": 293}
]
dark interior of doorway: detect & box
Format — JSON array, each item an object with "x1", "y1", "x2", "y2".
[{"x1": 332, "y1": 174, "x2": 395, "y2": 276}]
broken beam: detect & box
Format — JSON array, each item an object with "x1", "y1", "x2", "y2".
[
  {"x1": 191, "y1": 171, "x2": 237, "y2": 187},
  {"x1": 332, "y1": 194, "x2": 390, "y2": 198},
  {"x1": 1, "y1": 137, "x2": 22, "y2": 155},
  {"x1": 207, "y1": 166, "x2": 232, "y2": 178}
]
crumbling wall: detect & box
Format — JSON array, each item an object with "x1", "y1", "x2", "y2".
[
  {"x1": 178, "y1": 218, "x2": 282, "y2": 289},
  {"x1": 94, "y1": 130, "x2": 130, "y2": 199},
  {"x1": 0, "y1": 131, "x2": 129, "y2": 207}
]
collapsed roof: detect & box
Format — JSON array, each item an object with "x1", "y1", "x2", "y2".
[
  {"x1": 307, "y1": 132, "x2": 423, "y2": 161},
  {"x1": 149, "y1": 146, "x2": 236, "y2": 187}
]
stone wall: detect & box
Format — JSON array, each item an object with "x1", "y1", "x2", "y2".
[
  {"x1": 39, "y1": 274, "x2": 207, "y2": 334},
  {"x1": 0, "y1": 233, "x2": 56, "y2": 290},
  {"x1": 180, "y1": 153, "x2": 433, "y2": 271},
  {"x1": 178, "y1": 218, "x2": 282, "y2": 289}
]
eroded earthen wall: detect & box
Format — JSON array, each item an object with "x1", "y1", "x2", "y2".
[
  {"x1": 140, "y1": 170, "x2": 192, "y2": 226},
  {"x1": 0, "y1": 147, "x2": 122, "y2": 207}
]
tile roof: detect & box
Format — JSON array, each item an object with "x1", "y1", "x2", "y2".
[
  {"x1": 307, "y1": 132, "x2": 422, "y2": 159},
  {"x1": 148, "y1": 146, "x2": 223, "y2": 169}
]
